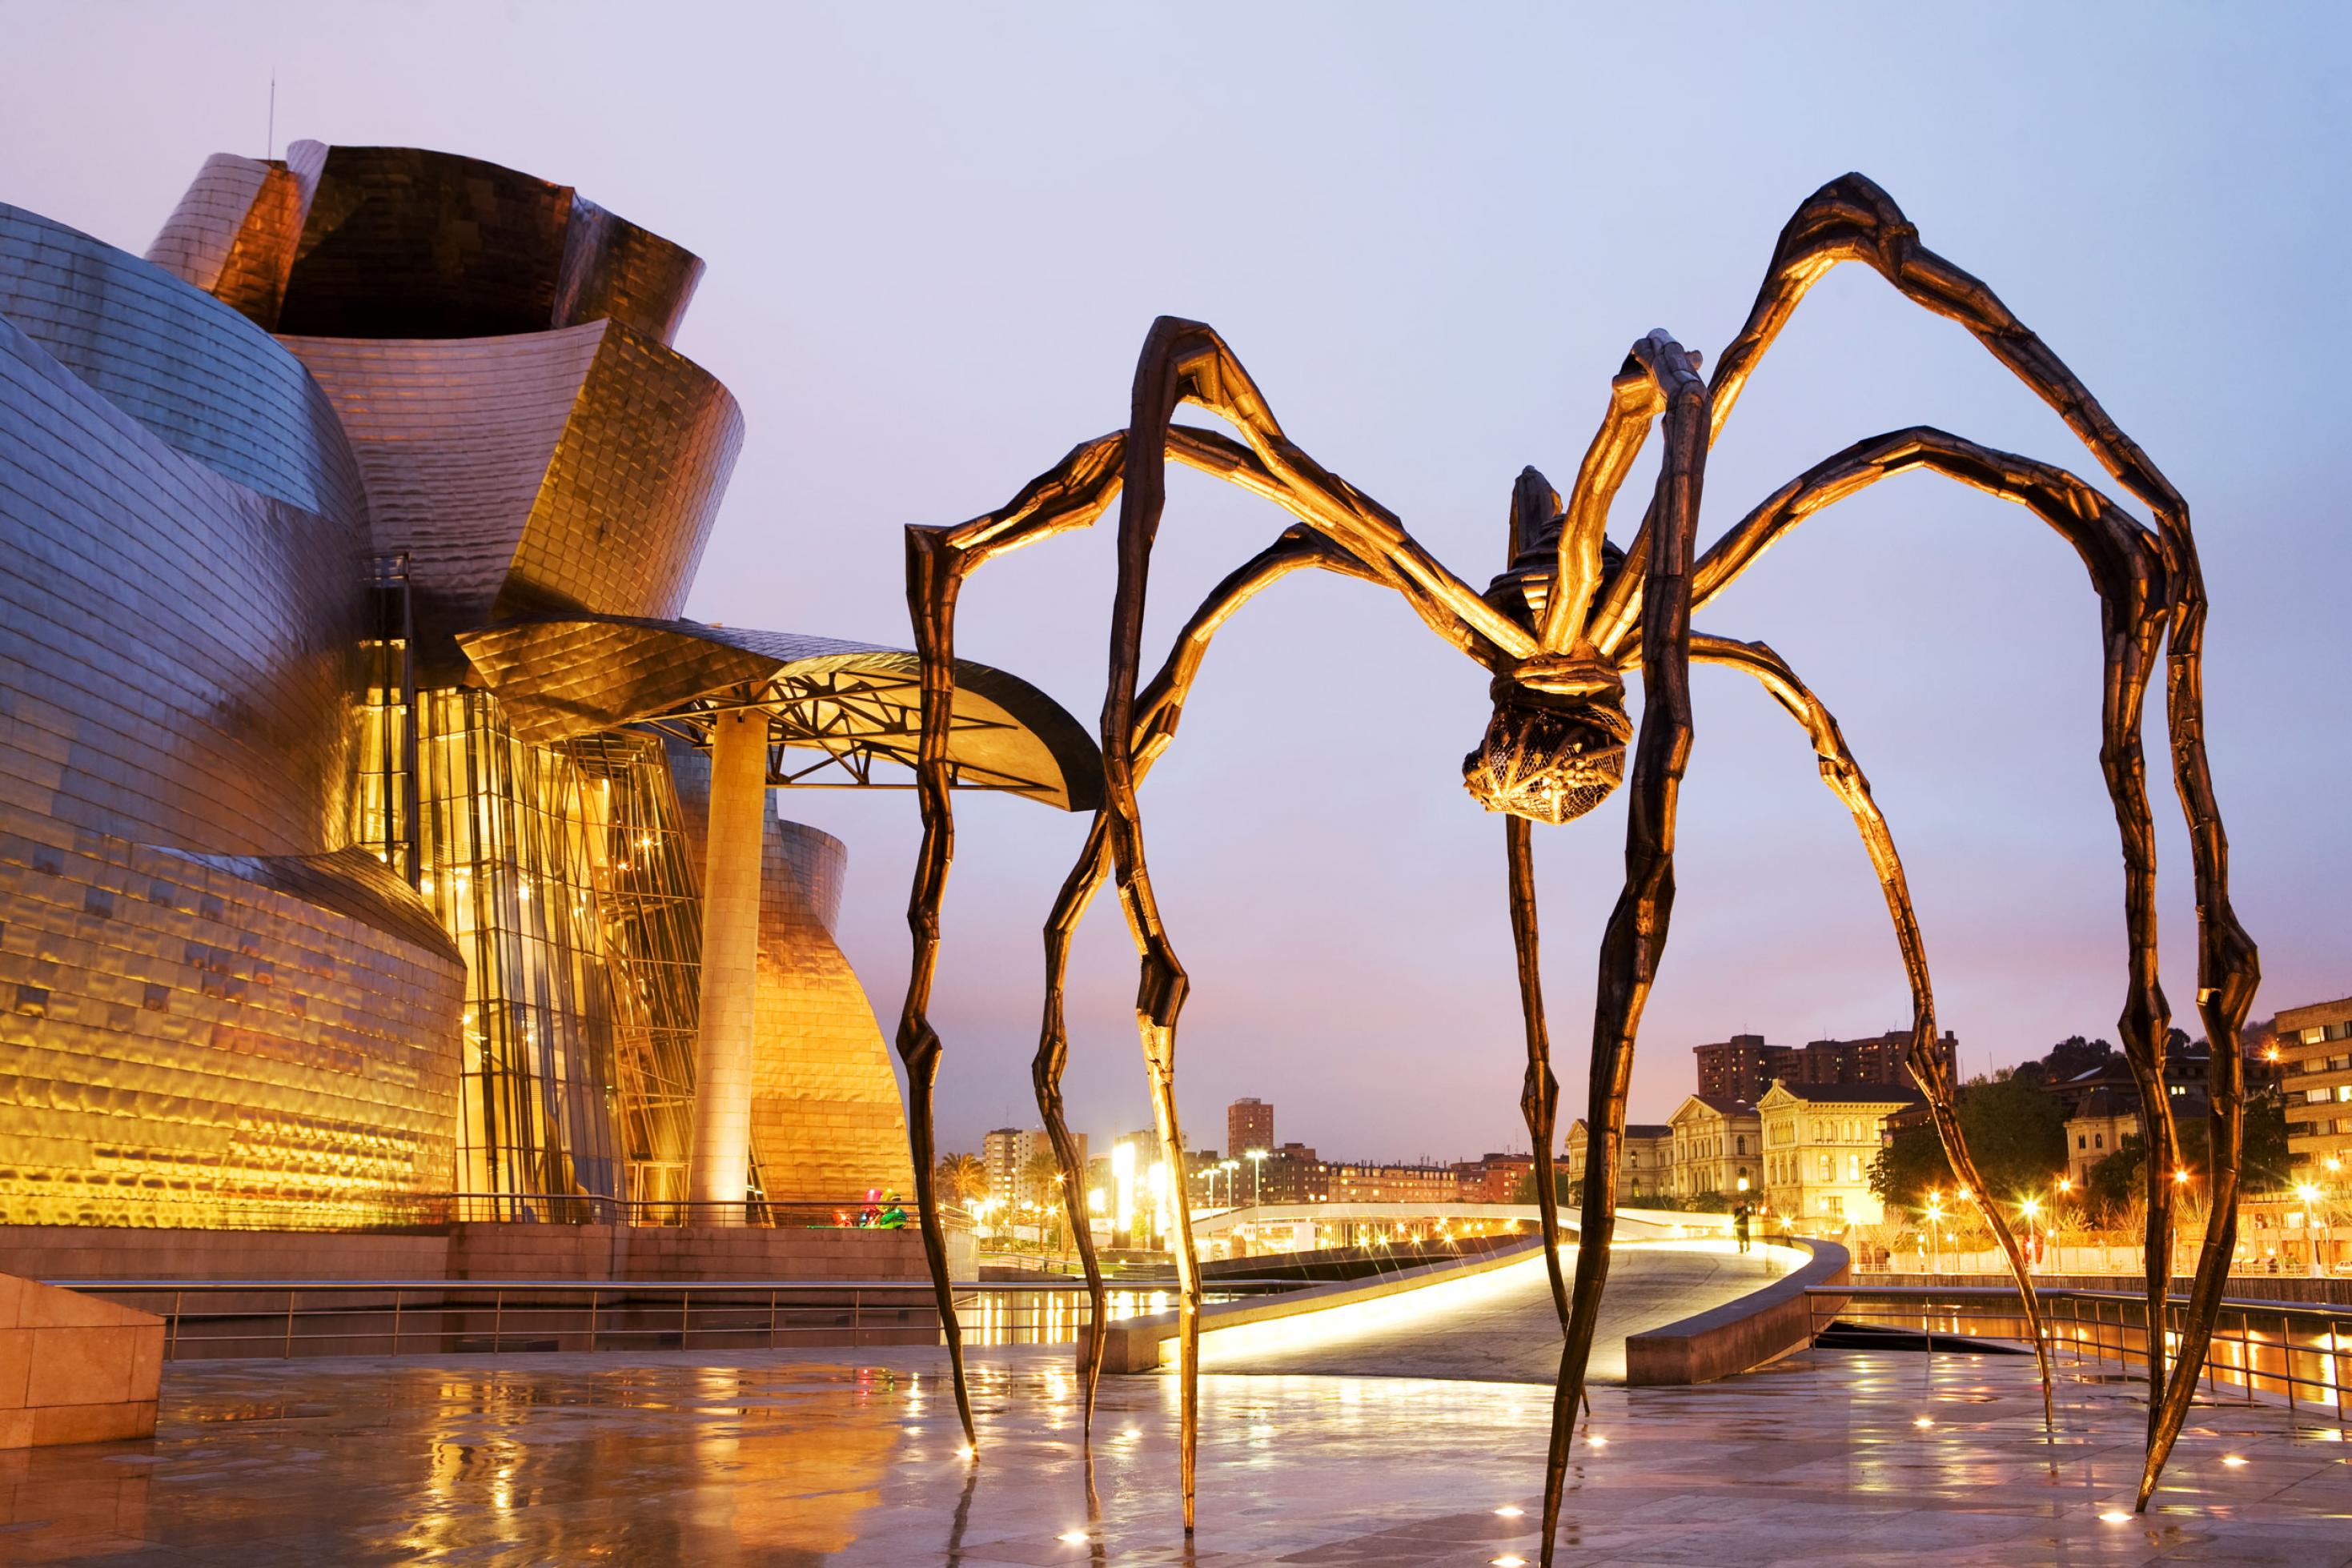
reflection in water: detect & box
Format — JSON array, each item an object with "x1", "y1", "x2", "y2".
[
  {"x1": 943, "y1": 1452, "x2": 979, "y2": 1564},
  {"x1": 1539, "y1": 1337, "x2": 1577, "y2": 1568}
]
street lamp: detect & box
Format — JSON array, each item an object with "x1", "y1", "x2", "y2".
[
  {"x1": 2297, "y1": 1183, "x2": 2323, "y2": 1277},
  {"x1": 2019, "y1": 1197, "x2": 2041, "y2": 1273},
  {"x1": 1245, "y1": 1147, "x2": 1270, "y2": 1209},
  {"x1": 1924, "y1": 1191, "x2": 1943, "y2": 1277}
]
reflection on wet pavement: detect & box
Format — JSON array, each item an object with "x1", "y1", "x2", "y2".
[{"x1": 0, "y1": 1342, "x2": 2344, "y2": 1563}]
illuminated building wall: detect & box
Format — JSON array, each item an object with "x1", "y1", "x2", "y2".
[
  {"x1": 0, "y1": 204, "x2": 465, "y2": 1228},
  {"x1": 0, "y1": 138, "x2": 1012, "y2": 1221}
]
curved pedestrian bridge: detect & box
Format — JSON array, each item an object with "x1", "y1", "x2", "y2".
[{"x1": 1195, "y1": 1238, "x2": 1792, "y2": 1383}]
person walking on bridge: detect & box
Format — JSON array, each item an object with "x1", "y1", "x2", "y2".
[{"x1": 1733, "y1": 1203, "x2": 1752, "y2": 1255}]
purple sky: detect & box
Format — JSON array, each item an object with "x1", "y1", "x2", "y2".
[{"x1": 6, "y1": 3, "x2": 2346, "y2": 1163}]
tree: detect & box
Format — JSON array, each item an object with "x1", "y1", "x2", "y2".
[
  {"x1": 936, "y1": 1152, "x2": 985, "y2": 1207},
  {"x1": 1512, "y1": 1167, "x2": 1575, "y2": 1206},
  {"x1": 2045, "y1": 1035, "x2": 2118, "y2": 1082},
  {"x1": 1871, "y1": 1124, "x2": 1952, "y2": 1208},
  {"x1": 1870, "y1": 1077, "x2": 2068, "y2": 1211},
  {"x1": 1954, "y1": 1074, "x2": 2069, "y2": 1202},
  {"x1": 2082, "y1": 1086, "x2": 2293, "y2": 1218}
]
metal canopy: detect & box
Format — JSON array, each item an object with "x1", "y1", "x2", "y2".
[{"x1": 458, "y1": 615, "x2": 1102, "y2": 812}]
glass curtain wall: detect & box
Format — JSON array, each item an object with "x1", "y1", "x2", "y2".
[
  {"x1": 567, "y1": 734, "x2": 704, "y2": 1209},
  {"x1": 352, "y1": 686, "x2": 724, "y2": 1210}
]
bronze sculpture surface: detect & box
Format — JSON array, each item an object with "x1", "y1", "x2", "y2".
[{"x1": 895, "y1": 173, "x2": 2258, "y2": 1545}]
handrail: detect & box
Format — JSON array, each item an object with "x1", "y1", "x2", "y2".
[
  {"x1": 43, "y1": 1275, "x2": 1312, "y2": 1364},
  {"x1": 1807, "y1": 1281, "x2": 2350, "y2": 1421},
  {"x1": 44, "y1": 1277, "x2": 1309, "y2": 1293}
]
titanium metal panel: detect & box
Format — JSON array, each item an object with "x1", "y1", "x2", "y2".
[
  {"x1": 278, "y1": 146, "x2": 702, "y2": 345},
  {"x1": 142, "y1": 154, "x2": 308, "y2": 330},
  {"x1": 0, "y1": 204, "x2": 367, "y2": 530},
  {"x1": 0, "y1": 804, "x2": 464, "y2": 1226},
  {"x1": 0, "y1": 313, "x2": 361, "y2": 856},
  {"x1": 281, "y1": 322, "x2": 741, "y2": 672}
]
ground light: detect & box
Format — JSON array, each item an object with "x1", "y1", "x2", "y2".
[
  {"x1": 2099, "y1": 1510, "x2": 2133, "y2": 1524},
  {"x1": 1493, "y1": 1506, "x2": 1524, "y2": 1518}
]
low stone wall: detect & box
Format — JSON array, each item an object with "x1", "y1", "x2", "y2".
[
  {"x1": 0, "y1": 1223, "x2": 929, "y2": 1285},
  {"x1": 0, "y1": 1227, "x2": 450, "y2": 1282},
  {"x1": 0, "y1": 1273, "x2": 163, "y2": 1446},
  {"x1": 1623, "y1": 1237, "x2": 1849, "y2": 1387}
]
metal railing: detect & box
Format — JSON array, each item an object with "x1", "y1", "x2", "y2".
[
  {"x1": 47, "y1": 1277, "x2": 1303, "y2": 1362},
  {"x1": 0, "y1": 1193, "x2": 951, "y2": 1233},
  {"x1": 1809, "y1": 1283, "x2": 2350, "y2": 1422}
]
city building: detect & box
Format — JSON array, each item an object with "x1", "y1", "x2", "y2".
[
  {"x1": 2064, "y1": 1087, "x2": 2146, "y2": 1186},
  {"x1": 1228, "y1": 1097, "x2": 1273, "y2": 1159},
  {"x1": 1322, "y1": 1161, "x2": 1459, "y2": 1205},
  {"x1": 1257, "y1": 1143, "x2": 1324, "y2": 1204},
  {"x1": 1452, "y1": 1152, "x2": 1535, "y2": 1204},
  {"x1": 1664, "y1": 1095, "x2": 1760, "y2": 1201},
  {"x1": 2279, "y1": 997, "x2": 2352, "y2": 1177},
  {"x1": 981, "y1": 1128, "x2": 1087, "y2": 1211},
  {"x1": 1758, "y1": 1081, "x2": 1921, "y2": 1226},
  {"x1": 1563, "y1": 1121, "x2": 1672, "y2": 1201},
  {"x1": 0, "y1": 141, "x2": 1101, "y2": 1227},
  {"x1": 1694, "y1": 1029, "x2": 1957, "y2": 1104}
]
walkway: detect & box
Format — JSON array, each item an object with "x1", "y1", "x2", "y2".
[
  {"x1": 1196, "y1": 1238, "x2": 1784, "y2": 1383},
  {"x1": 0, "y1": 1341, "x2": 2342, "y2": 1563}
]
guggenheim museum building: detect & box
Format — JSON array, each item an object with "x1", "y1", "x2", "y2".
[{"x1": 0, "y1": 142, "x2": 1097, "y2": 1229}]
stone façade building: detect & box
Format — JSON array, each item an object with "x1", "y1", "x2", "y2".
[
  {"x1": 0, "y1": 141, "x2": 1101, "y2": 1224},
  {"x1": 1665, "y1": 1095, "x2": 1760, "y2": 1201},
  {"x1": 1563, "y1": 1120, "x2": 1673, "y2": 1201},
  {"x1": 1758, "y1": 1081, "x2": 1921, "y2": 1227}
]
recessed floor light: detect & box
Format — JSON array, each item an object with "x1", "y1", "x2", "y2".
[
  {"x1": 1057, "y1": 1529, "x2": 1090, "y2": 1543},
  {"x1": 1914, "y1": 1417, "x2": 1934, "y2": 1430},
  {"x1": 2099, "y1": 1509, "x2": 2132, "y2": 1524},
  {"x1": 1491, "y1": 1557, "x2": 1528, "y2": 1567},
  {"x1": 2222, "y1": 1454, "x2": 2247, "y2": 1467},
  {"x1": 1493, "y1": 1505, "x2": 1523, "y2": 1518}
]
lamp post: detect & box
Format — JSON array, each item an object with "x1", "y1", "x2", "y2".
[
  {"x1": 1246, "y1": 1147, "x2": 1270, "y2": 1209},
  {"x1": 2054, "y1": 1177, "x2": 2073, "y2": 1273},
  {"x1": 1925, "y1": 1191, "x2": 1943, "y2": 1277},
  {"x1": 2298, "y1": 1183, "x2": 2323, "y2": 1277},
  {"x1": 2019, "y1": 1197, "x2": 2041, "y2": 1273}
]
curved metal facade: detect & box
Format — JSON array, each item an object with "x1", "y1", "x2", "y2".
[
  {"x1": 281, "y1": 324, "x2": 741, "y2": 671},
  {"x1": 0, "y1": 205, "x2": 368, "y2": 531},
  {"x1": 4, "y1": 137, "x2": 1054, "y2": 1219},
  {"x1": 668, "y1": 751, "x2": 912, "y2": 1204},
  {"x1": 277, "y1": 144, "x2": 702, "y2": 345},
  {"x1": 0, "y1": 211, "x2": 465, "y2": 1227},
  {"x1": 0, "y1": 313, "x2": 359, "y2": 856}
]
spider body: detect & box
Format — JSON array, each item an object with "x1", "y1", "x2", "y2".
[{"x1": 889, "y1": 173, "x2": 2256, "y2": 1555}]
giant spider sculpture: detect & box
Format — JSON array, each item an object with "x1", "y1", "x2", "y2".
[{"x1": 892, "y1": 174, "x2": 2258, "y2": 1539}]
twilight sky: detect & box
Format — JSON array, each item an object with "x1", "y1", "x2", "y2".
[{"x1": 3, "y1": 2, "x2": 2345, "y2": 1164}]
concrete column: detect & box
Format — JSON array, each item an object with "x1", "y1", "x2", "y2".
[{"x1": 689, "y1": 709, "x2": 766, "y2": 1214}]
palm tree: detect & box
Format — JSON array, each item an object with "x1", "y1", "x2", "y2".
[
  {"x1": 1022, "y1": 1149, "x2": 1066, "y2": 1253},
  {"x1": 936, "y1": 1152, "x2": 985, "y2": 1209}
]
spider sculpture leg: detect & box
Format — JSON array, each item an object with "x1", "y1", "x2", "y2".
[
  {"x1": 1689, "y1": 633, "x2": 2058, "y2": 1428},
  {"x1": 1673, "y1": 428, "x2": 2190, "y2": 1460},
  {"x1": 1590, "y1": 174, "x2": 2256, "y2": 1506},
  {"x1": 1089, "y1": 315, "x2": 1540, "y2": 1531},
  {"x1": 1037, "y1": 531, "x2": 1375, "y2": 1437},
  {"x1": 1552, "y1": 330, "x2": 1712, "y2": 1448},
  {"x1": 901, "y1": 439, "x2": 1129, "y2": 1451},
  {"x1": 908, "y1": 351, "x2": 1521, "y2": 1482}
]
